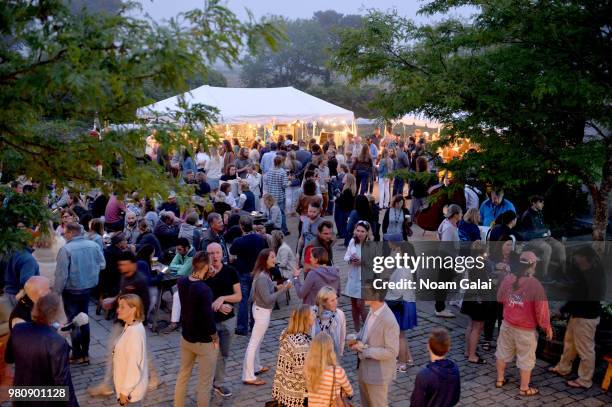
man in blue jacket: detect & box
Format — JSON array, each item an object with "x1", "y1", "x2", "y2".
[
  {"x1": 479, "y1": 188, "x2": 516, "y2": 227},
  {"x1": 54, "y1": 222, "x2": 105, "y2": 364},
  {"x1": 411, "y1": 328, "x2": 460, "y2": 407}
]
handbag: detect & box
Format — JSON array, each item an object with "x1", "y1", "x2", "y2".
[{"x1": 331, "y1": 366, "x2": 353, "y2": 407}]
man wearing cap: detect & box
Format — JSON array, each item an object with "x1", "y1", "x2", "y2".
[
  {"x1": 54, "y1": 222, "x2": 105, "y2": 364},
  {"x1": 495, "y1": 250, "x2": 552, "y2": 397},
  {"x1": 158, "y1": 192, "x2": 180, "y2": 217}
]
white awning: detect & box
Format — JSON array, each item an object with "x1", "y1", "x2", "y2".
[{"x1": 137, "y1": 85, "x2": 355, "y2": 125}]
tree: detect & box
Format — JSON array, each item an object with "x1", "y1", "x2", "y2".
[
  {"x1": 332, "y1": 1, "x2": 611, "y2": 240},
  {"x1": 239, "y1": 10, "x2": 383, "y2": 117},
  {"x1": 0, "y1": 0, "x2": 280, "y2": 254}
]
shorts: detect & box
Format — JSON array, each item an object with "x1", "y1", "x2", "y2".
[{"x1": 495, "y1": 321, "x2": 538, "y2": 371}]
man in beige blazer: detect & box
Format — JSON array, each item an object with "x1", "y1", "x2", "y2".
[{"x1": 350, "y1": 291, "x2": 400, "y2": 407}]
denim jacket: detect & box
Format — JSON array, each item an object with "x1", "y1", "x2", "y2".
[{"x1": 54, "y1": 236, "x2": 106, "y2": 292}]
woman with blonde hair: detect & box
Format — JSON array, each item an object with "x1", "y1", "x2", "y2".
[
  {"x1": 311, "y1": 286, "x2": 346, "y2": 356},
  {"x1": 272, "y1": 304, "x2": 314, "y2": 407},
  {"x1": 304, "y1": 332, "x2": 353, "y2": 407},
  {"x1": 113, "y1": 294, "x2": 148, "y2": 406},
  {"x1": 376, "y1": 148, "x2": 393, "y2": 209},
  {"x1": 204, "y1": 146, "x2": 223, "y2": 191},
  {"x1": 458, "y1": 207, "x2": 482, "y2": 241},
  {"x1": 262, "y1": 193, "x2": 282, "y2": 232},
  {"x1": 33, "y1": 222, "x2": 66, "y2": 287}
]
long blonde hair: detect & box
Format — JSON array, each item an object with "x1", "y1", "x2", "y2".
[
  {"x1": 343, "y1": 173, "x2": 357, "y2": 195},
  {"x1": 304, "y1": 332, "x2": 338, "y2": 393},
  {"x1": 281, "y1": 304, "x2": 313, "y2": 340}
]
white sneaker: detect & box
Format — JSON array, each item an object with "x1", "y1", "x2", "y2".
[{"x1": 435, "y1": 310, "x2": 455, "y2": 318}]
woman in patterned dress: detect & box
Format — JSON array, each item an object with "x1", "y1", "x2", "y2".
[{"x1": 272, "y1": 305, "x2": 314, "y2": 407}]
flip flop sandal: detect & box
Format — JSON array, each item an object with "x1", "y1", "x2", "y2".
[
  {"x1": 548, "y1": 367, "x2": 570, "y2": 378},
  {"x1": 468, "y1": 357, "x2": 487, "y2": 364},
  {"x1": 519, "y1": 387, "x2": 539, "y2": 397},
  {"x1": 495, "y1": 378, "x2": 506, "y2": 388},
  {"x1": 567, "y1": 380, "x2": 588, "y2": 389},
  {"x1": 243, "y1": 379, "x2": 266, "y2": 386}
]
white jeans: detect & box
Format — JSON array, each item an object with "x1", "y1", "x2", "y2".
[
  {"x1": 286, "y1": 186, "x2": 300, "y2": 214},
  {"x1": 242, "y1": 304, "x2": 271, "y2": 381},
  {"x1": 171, "y1": 289, "x2": 181, "y2": 323},
  {"x1": 378, "y1": 178, "x2": 390, "y2": 208}
]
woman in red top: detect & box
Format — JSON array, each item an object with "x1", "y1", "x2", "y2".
[{"x1": 495, "y1": 251, "x2": 552, "y2": 397}]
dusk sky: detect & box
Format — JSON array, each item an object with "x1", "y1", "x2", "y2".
[{"x1": 137, "y1": 0, "x2": 474, "y2": 23}]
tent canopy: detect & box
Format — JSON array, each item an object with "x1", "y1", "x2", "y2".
[{"x1": 137, "y1": 85, "x2": 354, "y2": 125}]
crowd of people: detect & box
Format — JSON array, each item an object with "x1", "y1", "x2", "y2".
[{"x1": 0, "y1": 126, "x2": 606, "y2": 406}]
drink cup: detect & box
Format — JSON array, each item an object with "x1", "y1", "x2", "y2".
[{"x1": 347, "y1": 333, "x2": 357, "y2": 347}]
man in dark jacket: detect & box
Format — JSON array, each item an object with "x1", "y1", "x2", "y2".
[
  {"x1": 229, "y1": 216, "x2": 268, "y2": 335},
  {"x1": 135, "y1": 219, "x2": 163, "y2": 258},
  {"x1": 549, "y1": 245, "x2": 605, "y2": 389},
  {"x1": 521, "y1": 195, "x2": 566, "y2": 280},
  {"x1": 154, "y1": 211, "x2": 180, "y2": 253},
  {"x1": 6, "y1": 293, "x2": 80, "y2": 407},
  {"x1": 2, "y1": 246, "x2": 40, "y2": 307},
  {"x1": 410, "y1": 328, "x2": 460, "y2": 407},
  {"x1": 200, "y1": 213, "x2": 229, "y2": 263}
]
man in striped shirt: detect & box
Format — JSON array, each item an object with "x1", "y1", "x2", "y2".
[{"x1": 264, "y1": 155, "x2": 289, "y2": 235}]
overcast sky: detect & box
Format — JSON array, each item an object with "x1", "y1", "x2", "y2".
[{"x1": 138, "y1": 0, "x2": 473, "y2": 23}]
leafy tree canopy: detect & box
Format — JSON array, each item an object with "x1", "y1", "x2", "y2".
[
  {"x1": 332, "y1": 0, "x2": 611, "y2": 239},
  {"x1": 0, "y1": 0, "x2": 281, "y2": 253}
]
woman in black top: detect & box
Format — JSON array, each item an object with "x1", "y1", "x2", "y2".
[
  {"x1": 174, "y1": 252, "x2": 219, "y2": 406},
  {"x1": 351, "y1": 145, "x2": 374, "y2": 195}
]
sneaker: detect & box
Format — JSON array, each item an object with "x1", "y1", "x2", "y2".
[
  {"x1": 397, "y1": 363, "x2": 407, "y2": 373},
  {"x1": 87, "y1": 383, "x2": 113, "y2": 397},
  {"x1": 213, "y1": 385, "x2": 232, "y2": 398},
  {"x1": 161, "y1": 322, "x2": 179, "y2": 334},
  {"x1": 435, "y1": 310, "x2": 455, "y2": 318},
  {"x1": 234, "y1": 329, "x2": 248, "y2": 336}
]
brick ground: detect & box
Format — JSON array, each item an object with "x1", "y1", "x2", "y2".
[{"x1": 11, "y1": 214, "x2": 612, "y2": 406}]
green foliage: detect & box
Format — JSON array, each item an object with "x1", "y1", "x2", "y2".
[
  {"x1": 0, "y1": 0, "x2": 281, "y2": 253},
  {"x1": 332, "y1": 1, "x2": 612, "y2": 238},
  {"x1": 0, "y1": 186, "x2": 52, "y2": 257}
]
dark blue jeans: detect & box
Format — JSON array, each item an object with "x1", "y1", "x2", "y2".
[
  {"x1": 334, "y1": 208, "x2": 349, "y2": 241},
  {"x1": 278, "y1": 199, "x2": 288, "y2": 234},
  {"x1": 62, "y1": 288, "x2": 91, "y2": 359},
  {"x1": 236, "y1": 273, "x2": 253, "y2": 333},
  {"x1": 393, "y1": 177, "x2": 405, "y2": 196},
  {"x1": 356, "y1": 170, "x2": 370, "y2": 195}
]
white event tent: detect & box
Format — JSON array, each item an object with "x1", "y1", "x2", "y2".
[{"x1": 137, "y1": 85, "x2": 355, "y2": 126}]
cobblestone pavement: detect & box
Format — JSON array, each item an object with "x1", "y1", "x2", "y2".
[{"x1": 11, "y1": 215, "x2": 612, "y2": 406}]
